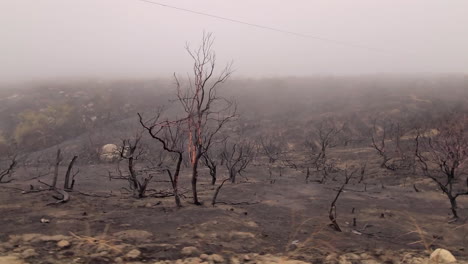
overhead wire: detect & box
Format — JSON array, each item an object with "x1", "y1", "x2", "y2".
[{"x1": 134, "y1": 0, "x2": 407, "y2": 56}]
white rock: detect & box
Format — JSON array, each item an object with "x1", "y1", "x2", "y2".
[
  {"x1": 430, "y1": 249, "x2": 457, "y2": 263},
  {"x1": 21, "y1": 248, "x2": 37, "y2": 258},
  {"x1": 113, "y1": 230, "x2": 153, "y2": 241},
  {"x1": 181, "y1": 246, "x2": 199, "y2": 256},
  {"x1": 100, "y1": 144, "x2": 120, "y2": 162},
  {"x1": 125, "y1": 249, "x2": 142, "y2": 259},
  {"x1": 57, "y1": 240, "x2": 71, "y2": 249},
  {"x1": 229, "y1": 231, "x2": 255, "y2": 239},
  {"x1": 0, "y1": 256, "x2": 25, "y2": 264},
  {"x1": 209, "y1": 254, "x2": 225, "y2": 263}
]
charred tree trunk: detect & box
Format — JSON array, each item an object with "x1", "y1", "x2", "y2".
[
  {"x1": 448, "y1": 194, "x2": 458, "y2": 219},
  {"x1": 192, "y1": 154, "x2": 201, "y2": 205},
  {"x1": 64, "y1": 156, "x2": 78, "y2": 191},
  {"x1": 51, "y1": 149, "x2": 63, "y2": 190},
  {"x1": 212, "y1": 178, "x2": 230, "y2": 206},
  {"x1": 210, "y1": 166, "x2": 217, "y2": 185}
]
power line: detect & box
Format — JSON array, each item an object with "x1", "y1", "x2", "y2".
[{"x1": 134, "y1": 0, "x2": 404, "y2": 56}]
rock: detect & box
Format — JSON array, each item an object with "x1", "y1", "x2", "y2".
[
  {"x1": 245, "y1": 221, "x2": 258, "y2": 228},
  {"x1": 193, "y1": 233, "x2": 205, "y2": 239},
  {"x1": 125, "y1": 249, "x2": 142, "y2": 259},
  {"x1": 0, "y1": 256, "x2": 25, "y2": 264},
  {"x1": 338, "y1": 256, "x2": 352, "y2": 264},
  {"x1": 230, "y1": 257, "x2": 241, "y2": 264},
  {"x1": 21, "y1": 248, "x2": 38, "y2": 258},
  {"x1": 100, "y1": 144, "x2": 120, "y2": 162},
  {"x1": 229, "y1": 231, "x2": 255, "y2": 240},
  {"x1": 243, "y1": 255, "x2": 251, "y2": 261},
  {"x1": 181, "y1": 246, "x2": 199, "y2": 256},
  {"x1": 113, "y1": 230, "x2": 153, "y2": 241},
  {"x1": 20, "y1": 233, "x2": 41, "y2": 242},
  {"x1": 199, "y1": 254, "x2": 209, "y2": 260},
  {"x1": 57, "y1": 240, "x2": 71, "y2": 249},
  {"x1": 182, "y1": 257, "x2": 202, "y2": 264},
  {"x1": 145, "y1": 203, "x2": 153, "y2": 208},
  {"x1": 430, "y1": 249, "x2": 457, "y2": 263},
  {"x1": 34, "y1": 235, "x2": 70, "y2": 243},
  {"x1": 114, "y1": 257, "x2": 124, "y2": 263},
  {"x1": 325, "y1": 253, "x2": 339, "y2": 264},
  {"x1": 209, "y1": 254, "x2": 225, "y2": 263},
  {"x1": 361, "y1": 260, "x2": 380, "y2": 264}
]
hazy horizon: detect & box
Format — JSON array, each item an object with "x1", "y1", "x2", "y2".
[{"x1": 2, "y1": 0, "x2": 468, "y2": 83}]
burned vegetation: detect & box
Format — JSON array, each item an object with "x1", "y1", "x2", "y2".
[{"x1": 0, "y1": 35, "x2": 467, "y2": 264}]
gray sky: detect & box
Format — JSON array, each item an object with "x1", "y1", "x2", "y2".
[{"x1": 1, "y1": 0, "x2": 467, "y2": 83}]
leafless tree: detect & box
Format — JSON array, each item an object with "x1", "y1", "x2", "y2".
[
  {"x1": 139, "y1": 112, "x2": 185, "y2": 207},
  {"x1": 202, "y1": 148, "x2": 222, "y2": 185},
  {"x1": 371, "y1": 119, "x2": 414, "y2": 171},
  {"x1": 0, "y1": 154, "x2": 17, "y2": 183},
  {"x1": 329, "y1": 166, "x2": 359, "y2": 232},
  {"x1": 415, "y1": 120, "x2": 468, "y2": 219},
  {"x1": 260, "y1": 135, "x2": 284, "y2": 164},
  {"x1": 221, "y1": 140, "x2": 254, "y2": 183},
  {"x1": 34, "y1": 149, "x2": 78, "y2": 204},
  {"x1": 303, "y1": 119, "x2": 344, "y2": 183},
  {"x1": 111, "y1": 132, "x2": 155, "y2": 199},
  {"x1": 172, "y1": 32, "x2": 237, "y2": 205}
]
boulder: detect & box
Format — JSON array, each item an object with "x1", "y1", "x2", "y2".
[
  {"x1": 100, "y1": 144, "x2": 120, "y2": 162},
  {"x1": 429, "y1": 249, "x2": 457, "y2": 263}
]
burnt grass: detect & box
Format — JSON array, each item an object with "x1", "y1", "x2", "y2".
[{"x1": 1, "y1": 146, "x2": 467, "y2": 263}]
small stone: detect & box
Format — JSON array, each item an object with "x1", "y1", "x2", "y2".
[
  {"x1": 113, "y1": 230, "x2": 153, "y2": 242},
  {"x1": 125, "y1": 249, "x2": 141, "y2": 259},
  {"x1": 200, "y1": 254, "x2": 209, "y2": 260},
  {"x1": 20, "y1": 234, "x2": 41, "y2": 242},
  {"x1": 21, "y1": 248, "x2": 38, "y2": 259},
  {"x1": 193, "y1": 233, "x2": 205, "y2": 239},
  {"x1": 35, "y1": 235, "x2": 70, "y2": 243},
  {"x1": 181, "y1": 246, "x2": 199, "y2": 256},
  {"x1": 230, "y1": 257, "x2": 240, "y2": 264},
  {"x1": 184, "y1": 257, "x2": 202, "y2": 264},
  {"x1": 0, "y1": 256, "x2": 26, "y2": 264},
  {"x1": 209, "y1": 254, "x2": 225, "y2": 263},
  {"x1": 57, "y1": 240, "x2": 71, "y2": 249},
  {"x1": 430, "y1": 248, "x2": 457, "y2": 263},
  {"x1": 145, "y1": 203, "x2": 152, "y2": 208},
  {"x1": 243, "y1": 255, "x2": 251, "y2": 261},
  {"x1": 114, "y1": 257, "x2": 124, "y2": 263},
  {"x1": 229, "y1": 231, "x2": 255, "y2": 239}
]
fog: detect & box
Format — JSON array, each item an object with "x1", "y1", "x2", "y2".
[{"x1": 1, "y1": 0, "x2": 468, "y2": 83}]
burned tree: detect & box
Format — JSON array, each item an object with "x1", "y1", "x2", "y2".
[
  {"x1": 329, "y1": 166, "x2": 359, "y2": 232},
  {"x1": 371, "y1": 119, "x2": 414, "y2": 171},
  {"x1": 112, "y1": 132, "x2": 155, "y2": 199},
  {"x1": 415, "y1": 120, "x2": 468, "y2": 219},
  {"x1": 173, "y1": 32, "x2": 236, "y2": 205},
  {"x1": 304, "y1": 119, "x2": 344, "y2": 183},
  {"x1": 260, "y1": 135, "x2": 284, "y2": 164},
  {"x1": 45, "y1": 149, "x2": 78, "y2": 191},
  {"x1": 221, "y1": 140, "x2": 254, "y2": 183},
  {"x1": 139, "y1": 113, "x2": 185, "y2": 207},
  {"x1": 0, "y1": 154, "x2": 17, "y2": 183},
  {"x1": 202, "y1": 148, "x2": 222, "y2": 185}
]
